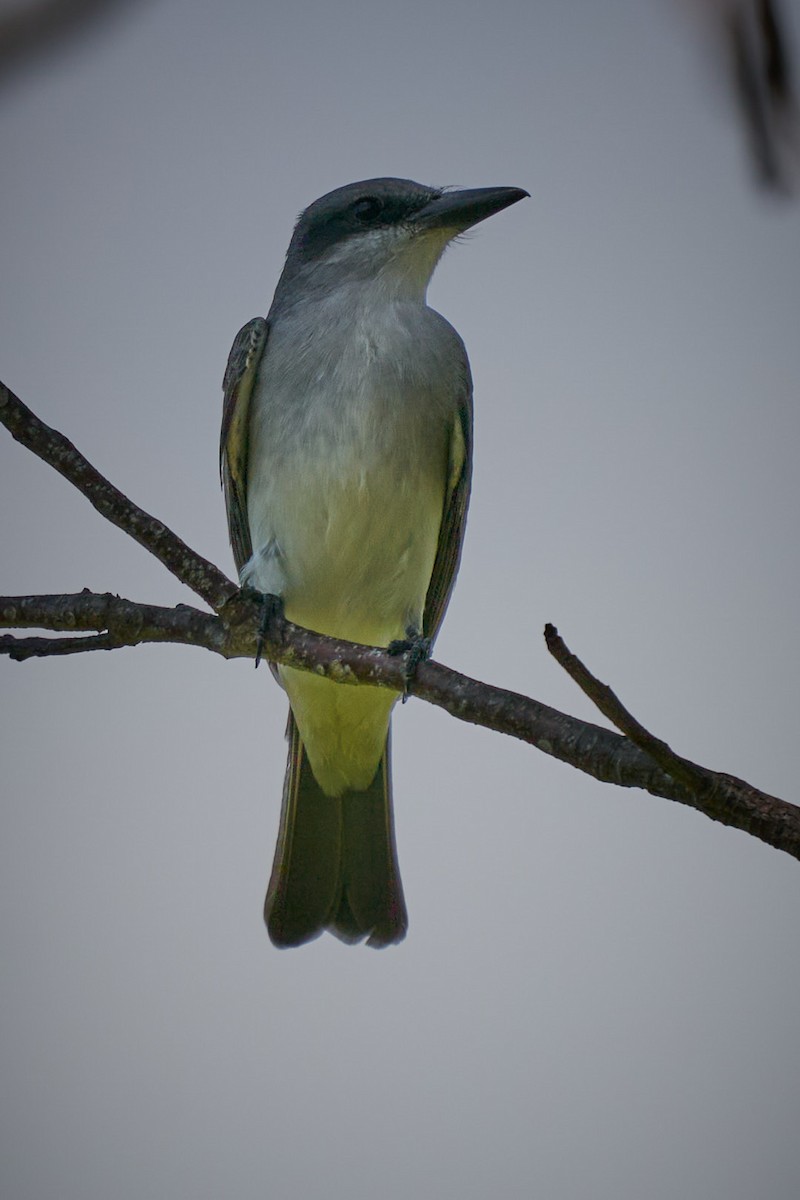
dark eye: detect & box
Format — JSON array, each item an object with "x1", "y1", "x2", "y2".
[{"x1": 351, "y1": 196, "x2": 384, "y2": 223}]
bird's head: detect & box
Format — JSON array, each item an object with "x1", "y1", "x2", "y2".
[{"x1": 272, "y1": 177, "x2": 528, "y2": 307}]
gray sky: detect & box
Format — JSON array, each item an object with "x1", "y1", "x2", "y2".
[{"x1": 2, "y1": 2, "x2": 800, "y2": 1198}]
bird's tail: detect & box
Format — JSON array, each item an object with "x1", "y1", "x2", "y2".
[{"x1": 264, "y1": 711, "x2": 407, "y2": 948}]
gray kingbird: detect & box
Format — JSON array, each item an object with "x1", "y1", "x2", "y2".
[{"x1": 221, "y1": 177, "x2": 528, "y2": 947}]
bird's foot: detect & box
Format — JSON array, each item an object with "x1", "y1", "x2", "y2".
[
  {"x1": 387, "y1": 627, "x2": 431, "y2": 701},
  {"x1": 245, "y1": 590, "x2": 284, "y2": 669}
]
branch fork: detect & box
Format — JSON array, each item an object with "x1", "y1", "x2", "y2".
[{"x1": 3, "y1": 377, "x2": 799, "y2": 862}]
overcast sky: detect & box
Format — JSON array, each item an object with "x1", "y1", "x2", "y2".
[{"x1": 2, "y1": 2, "x2": 800, "y2": 1198}]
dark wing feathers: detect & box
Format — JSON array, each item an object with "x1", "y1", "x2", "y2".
[
  {"x1": 422, "y1": 377, "x2": 473, "y2": 641},
  {"x1": 220, "y1": 316, "x2": 269, "y2": 574}
]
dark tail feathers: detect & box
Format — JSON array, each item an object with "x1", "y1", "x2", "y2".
[{"x1": 264, "y1": 712, "x2": 407, "y2": 948}]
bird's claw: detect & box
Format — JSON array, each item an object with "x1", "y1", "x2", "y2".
[
  {"x1": 387, "y1": 628, "x2": 431, "y2": 701},
  {"x1": 253, "y1": 592, "x2": 285, "y2": 669}
]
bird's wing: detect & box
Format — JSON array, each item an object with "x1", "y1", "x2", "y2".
[
  {"x1": 220, "y1": 316, "x2": 269, "y2": 575},
  {"x1": 422, "y1": 372, "x2": 474, "y2": 642}
]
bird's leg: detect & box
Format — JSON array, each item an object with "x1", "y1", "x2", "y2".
[
  {"x1": 387, "y1": 625, "x2": 432, "y2": 701},
  {"x1": 247, "y1": 590, "x2": 284, "y2": 669}
]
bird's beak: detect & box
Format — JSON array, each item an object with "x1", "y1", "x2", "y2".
[{"x1": 412, "y1": 186, "x2": 529, "y2": 233}]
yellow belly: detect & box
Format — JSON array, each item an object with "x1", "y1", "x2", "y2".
[{"x1": 268, "y1": 462, "x2": 445, "y2": 796}]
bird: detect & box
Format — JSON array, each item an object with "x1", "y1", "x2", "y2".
[{"x1": 220, "y1": 177, "x2": 528, "y2": 947}]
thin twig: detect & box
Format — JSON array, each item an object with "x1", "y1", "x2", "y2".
[
  {"x1": 544, "y1": 623, "x2": 708, "y2": 795},
  {"x1": 1, "y1": 632, "x2": 120, "y2": 659},
  {"x1": 543, "y1": 622, "x2": 799, "y2": 855}
]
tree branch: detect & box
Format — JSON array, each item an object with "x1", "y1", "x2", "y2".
[
  {"x1": 2, "y1": 631, "x2": 121, "y2": 658},
  {"x1": 0, "y1": 381, "x2": 238, "y2": 611},
  {"x1": 544, "y1": 622, "x2": 708, "y2": 795},
  {"x1": 0, "y1": 591, "x2": 226, "y2": 658},
  {"x1": 3, "y1": 589, "x2": 800, "y2": 863},
  {"x1": 3, "y1": 381, "x2": 800, "y2": 866},
  {"x1": 0, "y1": 1, "x2": 138, "y2": 88},
  {"x1": 543, "y1": 622, "x2": 800, "y2": 858}
]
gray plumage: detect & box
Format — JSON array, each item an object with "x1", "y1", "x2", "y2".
[{"x1": 221, "y1": 177, "x2": 527, "y2": 947}]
